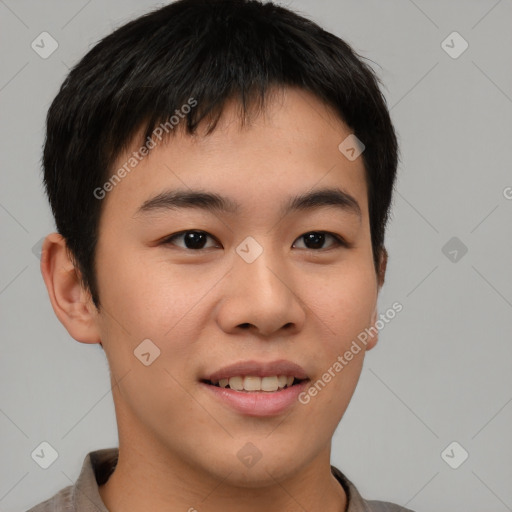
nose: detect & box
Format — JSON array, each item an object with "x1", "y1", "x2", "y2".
[{"x1": 215, "y1": 245, "x2": 306, "y2": 338}]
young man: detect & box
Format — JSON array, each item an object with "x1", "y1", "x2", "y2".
[{"x1": 31, "y1": 0, "x2": 410, "y2": 511}]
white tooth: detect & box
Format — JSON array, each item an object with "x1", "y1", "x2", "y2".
[
  {"x1": 224, "y1": 375, "x2": 294, "y2": 392},
  {"x1": 277, "y1": 375, "x2": 288, "y2": 388},
  {"x1": 228, "y1": 376, "x2": 244, "y2": 390},
  {"x1": 261, "y1": 376, "x2": 279, "y2": 391},
  {"x1": 243, "y1": 376, "x2": 262, "y2": 391}
]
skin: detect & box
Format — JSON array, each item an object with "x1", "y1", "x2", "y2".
[{"x1": 41, "y1": 86, "x2": 387, "y2": 512}]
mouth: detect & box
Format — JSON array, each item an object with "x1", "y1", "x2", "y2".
[
  {"x1": 199, "y1": 359, "x2": 311, "y2": 416},
  {"x1": 201, "y1": 375, "x2": 309, "y2": 392}
]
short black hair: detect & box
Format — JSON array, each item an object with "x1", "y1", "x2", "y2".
[{"x1": 43, "y1": 0, "x2": 399, "y2": 309}]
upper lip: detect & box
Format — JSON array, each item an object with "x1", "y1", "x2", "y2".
[{"x1": 203, "y1": 359, "x2": 309, "y2": 382}]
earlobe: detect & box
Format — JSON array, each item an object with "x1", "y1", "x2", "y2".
[{"x1": 40, "y1": 233, "x2": 101, "y2": 345}]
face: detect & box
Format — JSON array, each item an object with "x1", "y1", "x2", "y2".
[{"x1": 87, "y1": 87, "x2": 383, "y2": 485}]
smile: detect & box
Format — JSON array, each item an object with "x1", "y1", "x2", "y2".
[{"x1": 206, "y1": 375, "x2": 307, "y2": 392}]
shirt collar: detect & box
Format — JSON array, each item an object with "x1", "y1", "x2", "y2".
[{"x1": 72, "y1": 449, "x2": 115, "y2": 512}]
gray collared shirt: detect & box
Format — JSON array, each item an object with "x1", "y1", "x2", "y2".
[{"x1": 26, "y1": 448, "x2": 414, "y2": 512}]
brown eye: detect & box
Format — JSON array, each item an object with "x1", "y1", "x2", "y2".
[
  {"x1": 293, "y1": 232, "x2": 346, "y2": 250},
  {"x1": 162, "y1": 230, "x2": 219, "y2": 250}
]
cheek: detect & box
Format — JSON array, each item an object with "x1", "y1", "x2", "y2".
[
  {"x1": 95, "y1": 249, "x2": 232, "y2": 402},
  {"x1": 306, "y1": 263, "x2": 377, "y2": 344},
  {"x1": 95, "y1": 253, "x2": 209, "y2": 419},
  {"x1": 97, "y1": 248, "x2": 212, "y2": 338},
  {"x1": 298, "y1": 261, "x2": 377, "y2": 410}
]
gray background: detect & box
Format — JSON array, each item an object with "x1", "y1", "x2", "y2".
[{"x1": 1, "y1": 1, "x2": 511, "y2": 511}]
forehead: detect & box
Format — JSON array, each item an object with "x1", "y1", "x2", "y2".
[{"x1": 101, "y1": 87, "x2": 368, "y2": 221}]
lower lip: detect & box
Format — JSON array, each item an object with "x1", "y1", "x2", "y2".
[{"x1": 200, "y1": 380, "x2": 310, "y2": 417}]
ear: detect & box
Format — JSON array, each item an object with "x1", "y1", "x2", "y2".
[
  {"x1": 366, "y1": 247, "x2": 389, "y2": 351},
  {"x1": 376, "y1": 246, "x2": 388, "y2": 290},
  {"x1": 40, "y1": 233, "x2": 101, "y2": 344}
]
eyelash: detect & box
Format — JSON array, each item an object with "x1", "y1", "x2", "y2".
[{"x1": 160, "y1": 230, "x2": 348, "y2": 251}]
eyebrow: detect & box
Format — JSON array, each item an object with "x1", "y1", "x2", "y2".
[{"x1": 136, "y1": 186, "x2": 362, "y2": 221}]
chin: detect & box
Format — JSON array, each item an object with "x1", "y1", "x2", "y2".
[{"x1": 197, "y1": 439, "x2": 313, "y2": 489}]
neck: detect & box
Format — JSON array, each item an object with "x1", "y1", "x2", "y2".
[{"x1": 98, "y1": 438, "x2": 346, "y2": 512}]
